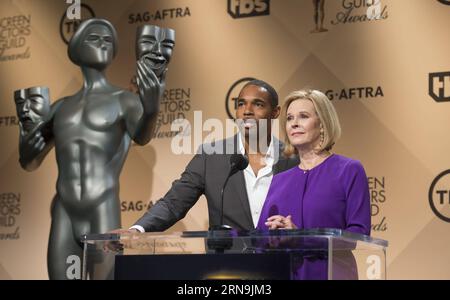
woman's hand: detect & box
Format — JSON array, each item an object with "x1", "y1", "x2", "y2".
[{"x1": 265, "y1": 215, "x2": 297, "y2": 229}]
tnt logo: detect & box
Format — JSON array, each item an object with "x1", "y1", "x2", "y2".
[
  {"x1": 227, "y1": 0, "x2": 270, "y2": 19},
  {"x1": 429, "y1": 170, "x2": 450, "y2": 223},
  {"x1": 429, "y1": 72, "x2": 450, "y2": 102}
]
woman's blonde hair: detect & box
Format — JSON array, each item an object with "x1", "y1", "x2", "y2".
[{"x1": 282, "y1": 89, "x2": 341, "y2": 157}]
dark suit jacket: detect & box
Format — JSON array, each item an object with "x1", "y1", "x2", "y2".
[{"x1": 134, "y1": 135, "x2": 299, "y2": 231}]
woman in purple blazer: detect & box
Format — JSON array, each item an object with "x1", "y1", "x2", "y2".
[{"x1": 256, "y1": 89, "x2": 371, "y2": 279}]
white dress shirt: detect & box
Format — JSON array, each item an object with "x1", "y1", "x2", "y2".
[
  {"x1": 238, "y1": 132, "x2": 276, "y2": 228},
  {"x1": 129, "y1": 224, "x2": 145, "y2": 232}
]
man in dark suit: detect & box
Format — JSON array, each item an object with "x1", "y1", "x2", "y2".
[{"x1": 128, "y1": 79, "x2": 299, "y2": 232}]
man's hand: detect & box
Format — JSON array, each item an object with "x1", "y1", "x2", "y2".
[
  {"x1": 104, "y1": 228, "x2": 140, "y2": 253},
  {"x1": 108, "y1": 228, "x2": 139, "y2": 234}
]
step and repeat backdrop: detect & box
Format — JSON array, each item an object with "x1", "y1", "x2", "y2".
[{"x1": 0, "y1": 0, "x2": 449, "y2": 279}]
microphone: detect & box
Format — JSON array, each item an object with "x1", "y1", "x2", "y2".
[
  {"x1": 210, "y1": 154, "x2": 249, "y2": 231},
  {"x1": 229, "y1": 153, "x2": 249, "y2": 177}
]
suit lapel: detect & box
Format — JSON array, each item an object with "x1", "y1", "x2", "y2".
[
  {"x1": 273, "y1": 157, "x2": 289, "y2": 175},
  {"x1": 226, "y1": 135, "x2": 254, "y2": 228},
  {"x1": 272, "y1": 138, "x2": 285, "y2": 175},
  {"x1": 272, "y1": 138, "x2": 299, "y2": 174},
  {"x1": 230, "y1": 170, "x2": 254, "y2": 228}
]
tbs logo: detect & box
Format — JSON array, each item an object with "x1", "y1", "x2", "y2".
[
  {"x1": 227, "y1": 0, "x2": 270, "y2": 19},
  {"x1": 429, "y1": 72, "x2": 450, "y2": 102}
]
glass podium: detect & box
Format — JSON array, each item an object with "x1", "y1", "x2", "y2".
[{"x1": 81, "y1": 229, "x2": 388, "y2": 280}]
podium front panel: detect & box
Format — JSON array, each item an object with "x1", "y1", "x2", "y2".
[{"x1": 81, "y1": 229, "x2": 388, "y2": 280}]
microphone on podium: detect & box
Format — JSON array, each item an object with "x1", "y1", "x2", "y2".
[{"x1": 209, "y1": 154, "x2": 249, "y2": 231}]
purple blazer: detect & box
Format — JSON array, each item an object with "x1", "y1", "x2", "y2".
[
  {"x1": 256, "y1": 154, "x2": 371, "y2": 280},
  {"x1": 257, "y1": 154, "x2": 370, "y2": 235}
]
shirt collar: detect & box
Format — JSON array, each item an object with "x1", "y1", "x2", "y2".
[{"x1": 237, "y1": 131, "x2": 277, "y2": 167}]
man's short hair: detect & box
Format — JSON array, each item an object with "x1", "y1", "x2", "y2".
[{"x1": 243, "y1": 79, "x2": 278, "y2": 108}]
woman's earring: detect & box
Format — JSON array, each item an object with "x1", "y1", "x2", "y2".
[{"x1": 319, "y1": 125, "x2": 324, "y2": 147}]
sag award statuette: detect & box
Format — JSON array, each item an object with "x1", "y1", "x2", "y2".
[{"x1": 14, "y1": 19, "x2": 175, "y2": 280}]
